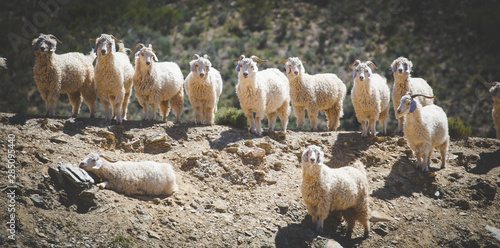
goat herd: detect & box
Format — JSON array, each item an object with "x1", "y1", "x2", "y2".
[{"x1": 29, "y1": 33, "x2": 499, "y2": 239}]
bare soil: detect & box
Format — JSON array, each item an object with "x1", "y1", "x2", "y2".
[{"x1": 0, "y1": 113, "x2": 499, "y2": 248}]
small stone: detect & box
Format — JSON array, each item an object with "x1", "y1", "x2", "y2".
[
  {"x1": 397, "y1": 138, "x2": 407, "y2": 147},
  {"x1": 325, "y1": 239, "x2": 343, "y2": 248},
  {"x1": 273, "y1": 162, "x2": 283, "y2": 171},
  {"x1": 486, "y1": 225, "x2": 500, "y2": 242},
  {"x1": 49, "y1": 137, "x2": 67, "y2": 144},
  {"x1": 370, "y1": 210, "x2": 395, "y2": 222},
  {"x1": 36, "y1": 153, "x2": 50, "y2": 163},
  {"x1": 153, "y1": 198, "x2": 161, "y2": 205},
  {"x1": 277, "y1": 203, "x2": 289, "y2": 214},
  {"x1": 30, "y1": 194, "x2": 46, "y2": 209},
  {"x1": 97, "y1": 130, "x2": 115, "y2": 141},
  {"x1": 258, "y1": 142, "x2": 274, "y2": 154},
  {"x1": 226, "y1": 147, "x2": 239, "y2": 153},
  {"x1": 373, "y1": 226, "x2": 389, "y2": 236},
  {"x1": 244, "y1": 147, "x2": 265, "y2": 158},
  {"x1": 148, "y1": 230, "x2": 161, "y2": 240},
  {"x1": 245, "y1": 140, "x2": 254, "y2": 147}
]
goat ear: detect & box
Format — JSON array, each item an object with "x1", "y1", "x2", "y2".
[
  {"x1": 368, "y1": 70, "x2": 372, "y2": 78},
  {"x1": 235, "y1": 64, "x2": 240, "y2": 72},
  {"x1": 50, "y1": 44, "x2": 56, "y2": 52},
  {"x1": 302, "y1": 149, "x2": 310, "y2": 162},
  {"x1": 153, "y1": 54, "x2": 159, "y2": 62},
  {"x1": 409, "y1": 100, "x2": 417, "y2": 113},
  {"x1": 32, "y1": 39, "x2": 40, "y2": 51},
  {"x1": 391, "y1": 65, "x2": 397, "y2": 73},
  {"x1": 407, "y1": 66, "x2": 412, "y2": 73},
  {"x1": 92, "y1": 159, "x2": 103, "y2": 170},
  {"x1": 93, "y1": 42, "x2": 99, "y2": 54},
  {"x1": 352, "y1": 69, "x2": 357, "y2": 79},
  {"x1": 318, "y1": 151, "x2": 325, "y2": 164}
]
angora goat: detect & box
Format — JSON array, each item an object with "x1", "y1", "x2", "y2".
[{"x1": 301, "y1": 145, "x2": 370, "y2": 238}]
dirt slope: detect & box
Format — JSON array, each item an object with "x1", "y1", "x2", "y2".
[{"x1": 0, "y1": 113, "x2": 499, "y2": 248}]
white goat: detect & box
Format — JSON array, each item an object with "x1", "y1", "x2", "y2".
[
  {"x1": 32, "y1": 34, "x2": 97, "y2": 118},
  {"x1": 301, "y1": 145, "x2": 370, "y2": 238},
  {"x1": 184, "y1": 54, "x2": 223, "y2": 125},
  {"x1": 396, "y1": 93, "x2": 449, "y2": 172},
  {"x1": 92, "y1": 34, "x2": 134, "y2": 124},
  {"x1": 489, "y1": 82, "x2": 500, "y2": 139},
  {"x1": 391, "y1": 56, "x2": 434, "y2": 133},
  {"x1": 0, "y1": 57, "x2": 6, "y2": 68},
  {"x1": 79, "y1": 153, "x2": 178, "y2": 196},
  {"x1": 132, "y1": 43, "x2": 184, "y2": 122},
  {"x1": 234, "y1": 55, "x2": 290, "y2": 136},
  {"x1": 282, "y1": 57, "x2": 346, "y2": 131},
  {"x1": 350, "y1": 60, "x2": 390, "y2": 137}
]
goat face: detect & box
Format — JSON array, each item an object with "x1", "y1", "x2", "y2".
[
  {"x1": 397, "y1": 93, "x2": 415, "y2": 116},
  {"x1": 391, "y1": 57, "x2": 412, "y2": 74},
  {"x1": 302, "y1": 145, "x2": 325, "y2": 165},
  {"x1": 490, "y1": 82, "x2": 500, "y2": 99},
  {"x1": 190, "y1": 58, "x2": 211, "y2": 78},
  {"x1": 136, "y1": 49, "x2": 158, "y2": 67},
  {"x1": 94, "y1": 35, "x2": 116, "y2": 57},
  {"x1": 32, "y1": 34, "x2": 58, "y2": 54},
  {"x1": 237, "y1": 59, "x2": 258, "y2": 79},
  {"x1": 353, "y1": 63, "x2": 373, "y2": 82},
  {"x1": 285, "y1": 57, "x2": 304, "y2": 77},
  {"x1": 79, "y1": 153, "x2": 103, "y2": 171}
]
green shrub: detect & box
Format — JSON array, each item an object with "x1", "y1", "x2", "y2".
[
  {"x1": 111, "y1": 235, "x2": 133, "y2": 248},
  {"x1": 448, "y1": 118, "x2": 472, "y2": 139},
  {"x1": 215, "y1": 107, "x2": 247, "y2": 129}
]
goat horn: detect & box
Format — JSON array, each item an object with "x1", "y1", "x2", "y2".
[
  {"x1": 366, "y1": 61, "x2": 378, "y2": 69},
  {"x1": 280, "y1": 58, "x2": 290, "y2": 65},
  {"x1": 190, "y1": 54, "x2": 200, "y2": 59},
  {"x1": 232, "y1": 55, "x2": 245, "y2": 62},
  {"x1": 131, "y1": 43, "x2": 145, "y2": 54},
  {"x1": 99, "y1": 154, "x2": 118, "y2": 163},
  {"x1": 203, "y1": 54, "x2": 210, "y2": 59},
  {"x1": 410, "y1": 94, "x2": 435, "y2": 99},
  {"x1": 110, "y1": 35, "x2": 123, "y2": 43},
  {"x1": 250, "y1": 55, "x2": 268, "y2": 63},
  {"x1": 89, "y1": 38, "x2": 97, "y2": 41},
  {"x1": 49, "y1": 35, "x2": 62, "y2": 44},
  {"x1": 349, "y1": 60, "x2": 361, "y2": 68}
]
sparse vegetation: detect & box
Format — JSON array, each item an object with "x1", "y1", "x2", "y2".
[
  {"x1": 449, "y1": 117, "x2": 473, "y2": 139},
  {"x1": 214, "y1": 106, "x2": 247, "y2": 129},
  {"x1": 111, "y1": 235, "x2": 133, "y2": 248}
]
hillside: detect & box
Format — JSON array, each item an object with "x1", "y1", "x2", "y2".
[
  {"x1": 0, "y1": 113, "x2": 499, "y2": 247},
  {"x1": 1, "y1": 0, "x2": 500, "y2": 137}
]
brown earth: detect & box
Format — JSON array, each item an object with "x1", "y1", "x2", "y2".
[{"x1": 0, "y1": 112, "x2": 499, "y2": 248}]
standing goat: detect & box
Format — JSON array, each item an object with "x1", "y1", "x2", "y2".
[
  {"x1": 490, "y1": 82, "x2": 500, "y2": 139},
  {"x1": 132, "y1": 43, "x2": 184, "y2": 122},
  {"x1": 33, "y1": 34, "x2": 97, "y2": 118},
  {"x1": 184, "y1": 54, "x2": 223, "y2": 125},
  {"x1": 282, "y1": 57, "x2": 346, "y2": 131},
  {"x1": 350, "y1": 60, "x2": 390, "y2": 137},
  {"x1": 391, "y1": 56, "x2": 434, "y2": 134},
  {"x1": 234, "y1": 55, "x2": 290, "y2": 136},
  {"x1": 301, "y1": 145, "x2": 370, "y2": 238},
  {"x1": 92, "y1": 34, "x2": 134, "y2": 124},
  {"x1": 397, "y1": 93, "x2": 449, "y2": 172}
]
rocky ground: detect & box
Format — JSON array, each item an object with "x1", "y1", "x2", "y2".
[{"x1": 0, "y1": 112, "x2": 499, "y2": 248}]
